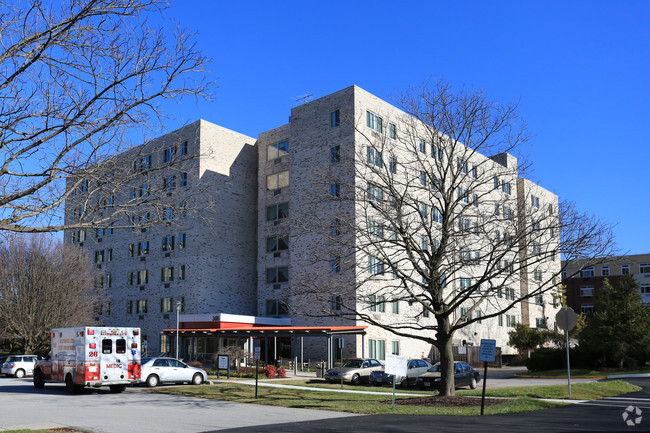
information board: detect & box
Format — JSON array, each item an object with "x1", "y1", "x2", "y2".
[
  {"x1": 385, "y1": 354, "x2": 408, "y2": 377},
  {"x1": 479, "y1": 339, "x2": 496, "y2": 363}
]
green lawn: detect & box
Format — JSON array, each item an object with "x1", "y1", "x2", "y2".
[
  {"x1": 257, "y1": 378, "x2": 432, "y2": 394},
  {"x1": 516, "y1": 367, "x2": 650, "y2": 378},
  {"x1": 460, "y1": 380, "x2": 639, "y2": 400},
  {"x1": 153, "y1": 382, "x2": 563, "y2": 415}
]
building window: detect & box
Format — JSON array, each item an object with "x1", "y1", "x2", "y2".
[
  {"x1": 161, "y1": 267, "x2": 174, "y2": 282},
  {"x1": 366, "y1": 111, "x2": 382, "y2": 133},
  {"x1": 367, "y1": 146, "x2": 382, "y2": 167},
  {"x1": 640, "y1": 264, "x2": 650, "y2": 274},
  {"x1": 432, "y1": 144, "x2": 443, "y2": 162},
  {"x1": 534, "y1": 269, "x2": 542, "y2": 282},
  {"x1": 579, "y1": 267, "x2": 595, "y2": 277},
  {"x1": 419, "y1": 202, "x2": 428, "y2": 219},
  {"x1": 95, "y1": 250, "x2": 104, "y2": 263},
  {"x1": 601, "y1": 266, "x2": 610, "y2": 276},
  {"x1": 622, "y1": 264, "x2": 630, "y2": 275},
  {"x1": 377, "y1": 295, "x2": 385, "y2": 312},
  {"x1": 368, "y1": 256, "x2": 384, "y2": 275},
  {"x1": 580, "y1": 286, "x2": 594, "y2": 297},
  {"x1": 331, "y1": 295, "x2": 342, "y2": 311},
  {"x1": 127, "y1": 271, "x2": 135, "y2": 286},
  {"x1": 391, "y1": 341, "x2": 400, "y2": 355},
  {"x1": 137, "y1": 299, "x2": 148, "y2": 314},
  {"x1": 535, "y1": 294, "x2": 544, "y2": 305},
  {"x1": 531, "y1": 195, "x2": 540, "y2": 209},
  {"x1": 106, "y1": 274, "x2": 112, "y2": 289},
  {"x1": 266, "y1": 235, "x2": 288, "y2": 253},
  {"x1": 331, "y1": 256, "x2": 341, "y2": 274},
  {"x1": 138, "y1": 241, "x2": 149, "y2": 256},
  {"x1": 330, "y1": 109, "x2": 340, "y2": 128},
  {"x1": 456, "y1": 157, "x2": 468, "y2": 174},
  {"x1": 388, "y1": 122, "x2": 396, "y2": 139},
  {"x1": 391, "y1": 299, "x2": 399, "y2": 314},
  {"x1": 369, "y1": 339, "x2": 386, "y2": 360},
  {"x1": 502, "y1": 181, "x2": 511, "y2": 195},
  {"x1": 367, "y1": 183, "x2": 383, "y2": 203},
  {"x1": 460, "y1": 307, "x2": 471, "y2": 323},
  {"x1": 460, "y1": 278, "x2": 471, "y2": 290},
  {"x1": 164, "y1": 175, "x2": 175, "y2": 191},
  {"x1": 419, "y1": 171, "x2": 427, "y2": 186},
  {"x1": 164, "y1": 146, "x2": 176, "y2": 164},
  {"x1": 498, "y1": 314, "x2": 503, "y2": 326},
  {"x1": 162, "y1": 235, "x2": 174, "y2": 251},
  {"x1": 161, "y1": 297, "x2": 173, "y2": 313},
  {"x1": 164, "y1": 207, "x2": 173, "y2": 221},
  {"x1": 535, "y1": 317, "x2": 545, "y2": 329},
  {"x1": 137, "y1": 270, "x2": 148, "y2": 285},
  {"x1": 388, "y1": 156, "x2": 397, "y2": 174},
  {"x1": 178, "y1": 265, "x2": 186, "y2": 281},
  {"x1": 331, "y1": 218, "x2": 341, "y2": 236},
  {"x1": 471, "y1": 165, "x2": 478, "y2": 178},
  {"x1": 266, "y1": 170, "x2": 290, "y2": 190},
  {"x1": 432, "y1": 206, "x2": 442, "y2": 223},
  {"x1": 266, "y1": 140, "x2": 289, "y2": 161},
  {"x1": 506, "y1": 314, "x2": 517, "y2": 327},
  {"x1": 267, "y1": 203, "x2": 289, "y2": 221},
  {"x1": 180, "y1": 172, "x2": 188, "y2": 187},
  {"x1": 581, "y1": 304, "x2": 595, "y2": 314},
  {"x1": 330, "y1": 183, "x2": 341, "y2": 197},
  {"x1": 266, "y1": 266, "x2": 289, "y2": 283},
  {"x1": 266, "y1": 299, "x2": 288, "y2": 316},
  {"x1": 126, "y1": 300, "x2": 133, "y2": 314},
  {"x1": 503, "y1": 206, "x2": 511, "y2": 220},
  {"x1": 419, "y1": 139, "x2": 426, "y2": 154},
  {"x1": 179, "y1": 233, "x2": 186, "y2": 249},
  {"x1": 330, "y1": 145, "x2": 340, "y2": 163}
]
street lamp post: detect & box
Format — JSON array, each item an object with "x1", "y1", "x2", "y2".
[{"x1": 176, "y1": 300, "x2": 181, "y2": 359}]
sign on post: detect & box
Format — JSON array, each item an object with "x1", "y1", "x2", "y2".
[
  {"x1": 556, "y1": 308, "x2": 578, "y2": 331},
  {"x1": 479, "y1": 339, "x2": 496, "y2": 363},
  {"x1": 479, "y1": 339, "x2": 496, "y2": 416},
  {"x1": 254, "y1": 346, "x2": 261, "y2": 360},
  {"x1": 385, "y1": 354, "x2": 408, "y2": 409}
]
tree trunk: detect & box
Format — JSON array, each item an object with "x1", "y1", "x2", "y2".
[{"x1": 435, "y1": 318, "x2": 456, "y2": 396}]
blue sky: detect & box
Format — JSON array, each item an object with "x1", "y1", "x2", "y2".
[{"x1": 157, "y1": 0, "x2": 649, "y2": 255}]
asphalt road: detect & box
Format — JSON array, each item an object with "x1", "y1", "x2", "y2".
[{"x1": 0, "y1": 377, "x2": 354, "y2": 432}]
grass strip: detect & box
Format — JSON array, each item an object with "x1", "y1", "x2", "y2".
[
  {"x1": 516, "y1": 368, "x2": 650, "y2": 378},
  {"x1": 154, "y1": 382, "x2": 563, "y2": 415},
  {"x1": 459, "y1": 380, "x2": 639, "y2": 400}
]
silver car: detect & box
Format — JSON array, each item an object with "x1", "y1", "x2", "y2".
[
  {"x1": 1, "y1": 355, "x2": 38, "y2": 378},
  {"x1": 323, "y1": 358, "x2": 384, "y2": 385},
  {"x1": 140, "y1": 357, "x2": 207, "y2": 387}
]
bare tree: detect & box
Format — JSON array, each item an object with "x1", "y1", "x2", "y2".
[
  {"x1": 292, "y1": 79, "x2": 616, "y2": 396},
  {"x1": 0, "y1": 234, "x2": 100, "y2": 354},
  {"x1": 0, "y1": 0, "x2": 211, "y2": 233}
]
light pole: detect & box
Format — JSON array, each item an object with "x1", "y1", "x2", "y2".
[{"x1": 176, "y1": 300, "x2": 181, "y2": 359}]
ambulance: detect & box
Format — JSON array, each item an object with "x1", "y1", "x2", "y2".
[{"x1": 33, "y1": 327, "x2": 141, "y2": 393}]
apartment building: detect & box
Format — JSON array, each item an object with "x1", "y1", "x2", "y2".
[
  {"x1": 66, "y1": 86, "x2": 560, "y2": 360},
  {"x1": 562, "y1": 253, "x2": 650, "y2": 314},
  {"x1": 65, "y1": 121, "x2": 258, "y2": 355},
  {"x1": 257, "y1": 86, "x2": 561, "y2": 360}
]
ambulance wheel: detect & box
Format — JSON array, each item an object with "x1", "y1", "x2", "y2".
[
  {"x1": 110, "y1": 385, "x2": 126, "y2": 393},
  {"x1": 192, "y1": 373, "x2": 203, "y2": 385},
  {"x1": 65, "y1": 374, "x2": 76, "y2": 394},
  {"x1": 14, "y1": 369, "x2": 25, "y2": 378},
  {"x1": 146, "y1": 374, "x2": 159, "y2": 387},
  {"x1": 33, "y1": 369, "x2": 45, "y2": 389}
]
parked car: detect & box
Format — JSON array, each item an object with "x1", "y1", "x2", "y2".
[
  {"x1": 140, "y1": 357, "x2": 207, "y2": 387},
  {"x1": 416, "y1": 361, "x2": 481, "y2": 390},
  {"x1": 369, "y1": 359, "x2": 432, "y2": 387},
  {"x1": 1, "y1": 355, "x2": 38, "y2": 378},
  {"x1": 323, "y1": 358, "x2": 383, "y2": 385}
]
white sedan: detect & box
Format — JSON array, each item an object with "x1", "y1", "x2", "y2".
[{"x1": 140, "y1": 357, "x2": 207, "y2": 387}]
